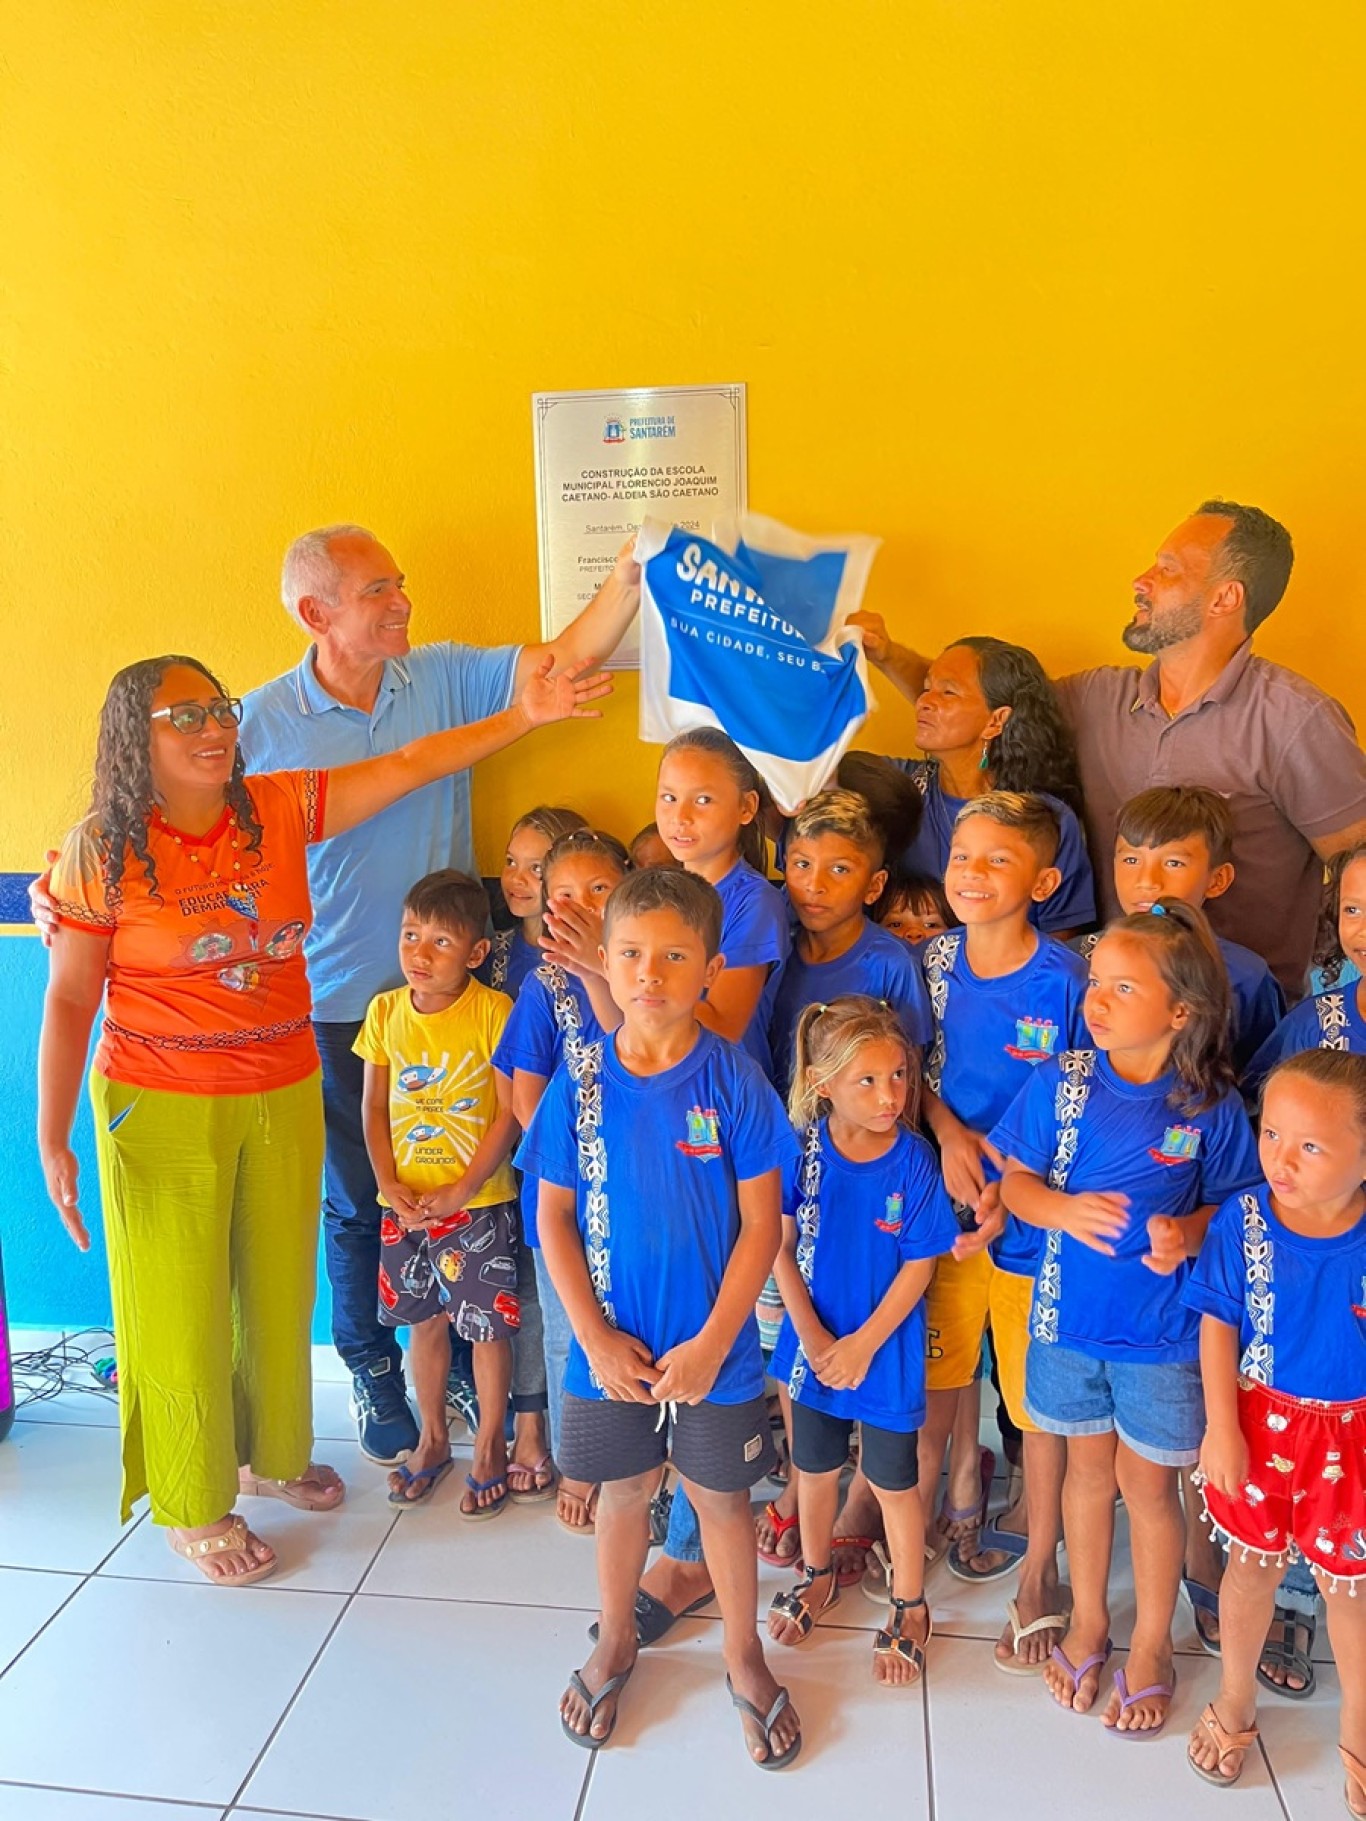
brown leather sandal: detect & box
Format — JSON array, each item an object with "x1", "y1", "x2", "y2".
[
  {"x1": 169, "y1": 1514, "x2": 276, "y2": 1586},
  {"x1": 1187, "y1": 1703, "x2": 1259, "y2": 1787}
]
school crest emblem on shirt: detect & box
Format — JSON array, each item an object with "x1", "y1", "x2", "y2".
[
  {"x1": 875, "y1": 1191, "x2": 904, "y2": 1234},
  {"x1": 1148, "y1": 1124, "x2": 1202, "y2": 1166},
  {"x1": 1004, "y1": 1017, "x2": 1059, "y2": 1062},
  {"x1": 676, "y1": 1106, "x2": 723, "y2": 1161}
]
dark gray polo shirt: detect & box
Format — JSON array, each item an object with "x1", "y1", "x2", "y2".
[{"x1": 1056, "y1": 642, "x2": 1366, "y2": 997}]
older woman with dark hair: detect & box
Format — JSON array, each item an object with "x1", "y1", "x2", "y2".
[
  {"x1": 888, "y1": 634, "x2": 1094, "y2": 937},
  {"x1": 37, "y1": 650, "x2": 605, "y2": 1583}
]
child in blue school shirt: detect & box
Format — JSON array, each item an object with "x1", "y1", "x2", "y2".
[
  {"x1": 916, "y1": 792, "x2": 1089, "y2": 1672},
  {"x1": 767, "y1": 995, "x2": 957, "y2": 1691},
  {"x1": 1242, "y1": 841, "x2": 1366, "y2": 1097},
  {"x1": 991, "y1": 899, "x2": 1260, "y2": 1741},
  {"x1": 758, "y1": 788, "x2": 933, "y2": 1581},
  {"x1": 1075, "y1": 786, "x2": 1284, "y2": 1073},
  {"x1": 492, "y1": 829, "x2": 629, "y2": 1535},
  {"x1": 520, "y1": 866, "x2": 804, "y2": 1769},
  {"x1": 1182, "y1": 1051, "x2": 1366, "y2": 1798},
  {"x1": 479, "y1": 805, "x2": 588, "y2": 999}
]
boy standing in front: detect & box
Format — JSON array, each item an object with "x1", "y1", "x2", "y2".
[
  {"x1": 520, "y1": 867, "x2": 803, "y2": 1769},
  {"x1": 356, "y1": 870, "x2": 521, "y2": 1516}
]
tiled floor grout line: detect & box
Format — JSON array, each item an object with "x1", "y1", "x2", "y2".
[
  {"x1": 923, "y1": 1658, "x2": 938, "y2": 1821},
  {"x1": 0, "y1": 1570, "x2": 93, "y2": 1683},
  {"x1": 1259, "y1": 1734, "x2": 1299, "y2": 1821},
  {"x1": 220, "y1": 1506, "x2": 404, "y2": 1816},
  {"x1": 0, "y1": 1776, "x2": 222, "y2": 1810}
]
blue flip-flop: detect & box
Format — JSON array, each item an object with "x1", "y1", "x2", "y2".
[
  {"x1": 387, "y1": 1458, "x2": 455, "y2": 1507},
  {"x1": 1181, "y1": 1571, "x2": 1222, "y2": 1657},
  {"x1": 459, "y1": 1471, "x2": 509, "y2": 1521},
  {"x1": 946, "y1": 1520, "x2": 1028, "y2": 1584}
]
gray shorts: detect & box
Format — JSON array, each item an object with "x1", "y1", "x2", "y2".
[{"x1": 559, "y1": 1391, "x2": 776, "y2": 1493}]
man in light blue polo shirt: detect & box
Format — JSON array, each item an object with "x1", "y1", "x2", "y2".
[{"x1": 241, "y1": 524, "x2": 640, "y2": 1463}]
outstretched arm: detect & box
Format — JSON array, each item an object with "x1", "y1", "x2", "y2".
[
  {"x1": 848, "y1": 609, "x2": 931, "y2": 705},
  {"x1": 321, "y1": 655, "x2": 610, "y2": 839},
  {"x1": 515, "y1": 539, "x2": 641, "y2": 688}
]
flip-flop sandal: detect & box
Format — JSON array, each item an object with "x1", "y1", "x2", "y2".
[
  {"x1": 589, "y1": 1587, "x2": 717, "y2": 1648},
  {"x1": 994, "y1": 1596, "x2": 1073, "y2": 1675},
  {"x1": 1188, "y1": 1703, "x2": 1259, "y2": 1787},
  {"x1": 726, "y1": 1675, "x2": 802, "y2": 1771},
  {"x1": 947, "y1": 1518, "x2": 1027, "y2": 1584},
  {"x1": 939, "y1": 1446, "x2": 995, "y2": 1574},
  {"x1": 459, "y1": 1471, "x2": 509, "y2": 1521},
  {"x1": 556, "y1": 1483, "x2": 599, "y2": 1537},
  {"x1": 560, "y1": 1664, "x2": 635, "y2": 1751},
  {"x1": 756, "y1": 1499, "x2": 802, "y2": 1568},
  {"x1": 1341, "y1": 1743, "x2": 1366, "y2": 1817},
  {"x1": 1048, "y1": 1639, "x2": 1113, "y2": 1711},
  {"x1": 388, "y1": 1458, "x2": 456, "y2": 1507},
  {"x1": 873, "y1": 1595, "x2": 933, "y2": 1687},
  {"x1": 507, "y1": 1452, "x2": 557, "y2": 1504},
  {"x1": 169, "y1": 1514, "x2": 276, "y2": 1586},
  {"x1": 1181, "y1": 1569, "x2": 1223, "y2": 1657},
  {"x1": 768, "y1": 1565, "x2": 839, "y2": 1644},
  {"x1": 239, "y1": 1463, "x2": 345, "y2": 1511},
  {"x1": 1108, "y1": 1667, "x2": 1176, "y2": 1740},
  {"x1": 830, "y1": 1534, "x2": 878, "y2": 1588},
  {"x1": 1256, "y1": 1603, "x2": 1317, "y2": 1699}
]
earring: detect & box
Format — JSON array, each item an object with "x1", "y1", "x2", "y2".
[{"x1": 978, "y1": 741, "x2": 992, "y2": 773}]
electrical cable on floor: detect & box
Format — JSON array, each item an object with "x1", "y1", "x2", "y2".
[{"x1": 10, "y1": 1329, "x2": 118, "y2": 1409}]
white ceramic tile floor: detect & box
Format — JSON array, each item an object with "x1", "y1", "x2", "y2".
[{"x1": 0, "y1": 1374, "x2": 1352, "y2": 1819}]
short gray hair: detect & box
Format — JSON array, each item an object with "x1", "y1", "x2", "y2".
[{"x1": 280, "y1": 524, "x2": 378, "y2": 629}]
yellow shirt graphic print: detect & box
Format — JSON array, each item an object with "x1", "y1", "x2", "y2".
[{"x1": 354, "y1": 978, "x2": 516, "y2": 1209}]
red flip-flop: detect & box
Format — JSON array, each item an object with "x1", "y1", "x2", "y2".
[
  {"x1": 756, "y1": 1499, "x2": 803, "y2": 1567},
  {"x1": 831, "y1": 1535, "x2": 879, "y2": 1588}
]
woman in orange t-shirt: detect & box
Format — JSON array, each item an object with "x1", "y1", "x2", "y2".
[{"x1": 37, "y1": 651, "x2": 606, "y2": 1583}]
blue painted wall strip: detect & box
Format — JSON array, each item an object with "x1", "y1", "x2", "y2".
[{"x1": 0, "y1": 873, "x2": 37, "y2": 923}]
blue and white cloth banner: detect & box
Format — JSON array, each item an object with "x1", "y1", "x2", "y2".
[{"x1": 638, "y1": 512, "x2": 880, "y2": 813}]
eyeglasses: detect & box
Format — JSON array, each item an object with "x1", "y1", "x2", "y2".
[{"x1": 150, "y1": 697, "x2": 243, "y2": 734}]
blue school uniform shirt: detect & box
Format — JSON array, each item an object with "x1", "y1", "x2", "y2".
[
  {"x1": 491, "y1": 962, "x2": 608, "y2": 1246},
  {"x1": 713, "y1": 859, "x2": 791, "y2": 1072},
  {"x1": 516, "y1": 1027, "x2": 799, "y2": 1405},
  {"x1": 923, "y1": 931, "x2": 1090, "y2": 1276},
  {"x1": 240, "y1": 642, "x2": 520, "y2": 1020},
  {"x1": 891, "y1": 760, "x2": 1095, "y2": 937},
  {"x1": 477, "y1": 928, "x2": 541, "y2": 1000},
  {"x1": 1075, "y1": 930, "x2": 1285, "y2": 1075},
  {"x1": 1242, "y1": 988, "x2": 1366, "y2": 1102},
  {"x1": 765, "y1": 919, "x2": 934, "y2": 1097},
  {"x1": 1184, "y1": 1182, "x2": 1366, "y2": 1402},
  {"x1": 771, "y1": 1121, "x2": 958, "y2": 1431},
  {"x1": 988, "y1": 1052, "x2": 1260, "y2": 1364}
]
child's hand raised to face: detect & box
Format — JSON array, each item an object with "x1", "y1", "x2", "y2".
[
  {"x1": 1142, "y1": 1214, "x2": 1189, "y2": 1276},
  {"x1": 586, "y1": 1327, "x2": 660, "y2": 1403},
  {"x1": 541, "y1": 898, "x2": 607, "y2": 979}
]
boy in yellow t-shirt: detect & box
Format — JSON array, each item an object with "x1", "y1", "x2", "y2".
[{"x1": 356, "y1": 870, "x2": 519, "y2": 1516}]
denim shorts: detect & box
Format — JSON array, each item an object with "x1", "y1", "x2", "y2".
[{"x1": 1024, "y1": 1339, "x2": 1205, "y2": 1467}]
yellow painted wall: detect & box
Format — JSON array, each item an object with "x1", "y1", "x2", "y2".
[{"x1": 4, "y1": 2, "x2": 1365, "y2": 873}]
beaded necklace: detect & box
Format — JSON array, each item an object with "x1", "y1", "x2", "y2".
[{"x1": 151, "y1": 806, "x2": 243, "y2": 882}]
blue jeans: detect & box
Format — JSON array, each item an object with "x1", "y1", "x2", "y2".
[
  {"x1": 315, "y1": 1020, "x2": 404, "y2": 1379},
  {"x1": 315, "y1": 1019, "x2": 476, "y2": 1385},
  {"x1": 664, "y1": 1485, "x2": 703, "y2": 1562},
  {"x1": 534, "y1": 1248, "x2": 573, "y2": 1457},
  {"x1": 1277, "y1": 1558, "x2": 1320, "y2": 1617}
]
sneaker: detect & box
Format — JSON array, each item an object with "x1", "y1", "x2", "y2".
[
  {"x1": 445, "y1": 1369, "x2": 479, "y2": 1435},
  {"x1": 350, "y1": 1360, "x2": 419, "y2": 1465}
]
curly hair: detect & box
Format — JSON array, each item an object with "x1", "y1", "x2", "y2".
[
  {"x1": 949, "y1": 637, "x2": 1084, "y2": 814},
  {"x1": 1313, "y1": 841, "x2": 1366, "y2": 987},
  {"x1": 90, "y1": 655, "x2": 263, "y2": 907}
]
